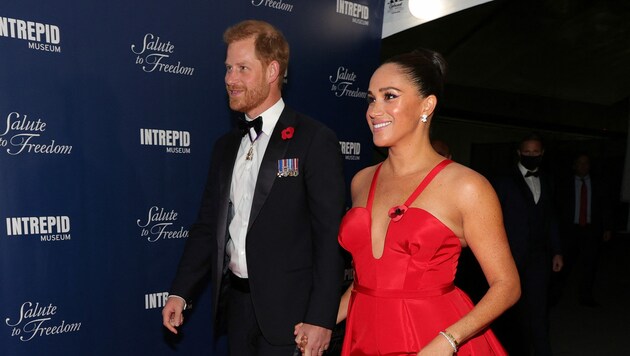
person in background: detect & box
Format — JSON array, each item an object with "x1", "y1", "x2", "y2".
[
  {"x1": 556, "y1": 152, "x2": 612, "y2": 307},
  {"x1": 162, "y1": 20, "x2": 346, "y2": 356},
  {"x1": 491, "y1": 133, "x2": 563, "y2": 356},
  {"x1": 298, "y1": 49, "x2": 520, "y2": 355}
]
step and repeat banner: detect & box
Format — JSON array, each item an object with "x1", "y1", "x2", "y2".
[{"x1": 0, "y1": 1, "x2": 382, "y2": 355}]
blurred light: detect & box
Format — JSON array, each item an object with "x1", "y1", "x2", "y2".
[{"x1": 408, "y1": 0, "x2": 447, "y2": 20}]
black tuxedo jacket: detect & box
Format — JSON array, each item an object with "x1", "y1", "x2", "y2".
[
  {"x1": 170, "y1": 106, "x2": 346, "y2": 344},
  {"x1": 492, "y1": 166, "x2": 561, "y2": 269}
]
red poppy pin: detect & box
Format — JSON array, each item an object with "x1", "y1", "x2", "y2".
[
  {"x1": 281, "y1": 126, "x2": 294, "y2": 140},
  {"x1": 388, "y1": 205, "x2": 408, "y2": 222}
]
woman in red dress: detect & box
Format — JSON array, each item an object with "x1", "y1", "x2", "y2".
[{"x1": 297, "y1": 49, "x2": 520, "y2": 356}]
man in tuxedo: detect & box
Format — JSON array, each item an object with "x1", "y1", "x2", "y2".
[
  {"x1": 491, "y1": 134, "x2": 563, "y2": 356},
  {"x1": 161, "y1": 20, "x2": 346, "y2": 356},
  {"x1": 557, "y1": 153, "x2": 612, "y2": 307}
]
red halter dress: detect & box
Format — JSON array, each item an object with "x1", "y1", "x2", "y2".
[{"x1": 339, "y1": 160, "x2": 507, "y2": 355}]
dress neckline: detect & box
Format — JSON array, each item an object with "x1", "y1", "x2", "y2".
[
  {"x1": 366, "y1": 159, "x2": 452, "y2": 259},
  {"x1": 366, "y1": 159, "x2": 453, "y2": 213}
]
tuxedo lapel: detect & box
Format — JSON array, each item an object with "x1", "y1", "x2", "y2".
[
  {"x1": 538, "y1": 172, "x2": 550, "y2": 204},
  {"x1": 248, "y1": 108, "x2": 295, "y2": 231}
]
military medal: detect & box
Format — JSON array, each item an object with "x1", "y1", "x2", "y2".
[
  {"x1": 245, "y1": 130, "x2": 260, "y2": 161},
  {"x1": 277, "y1": 158, "x2": 299, "y2": 177},
  {"x1": 246, "y1": 145, "x2": 254, "y2": 160}
]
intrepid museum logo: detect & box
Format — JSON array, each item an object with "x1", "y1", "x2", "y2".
[
  {"x1": 336, "y1": 0, "x2": 369, "y2": 26},
  {"x1": 4, "y1": 301, "x2": 81, "y2": 342},
  {"x1": 137, "y1": 206, "x2": 189, "y2": 243},
  {"x1": 140, "y1": 128, "x2": 191, "y2": 154},
  {"x1": 5, "y1": 216, "x2": 71, "y2": 242},
  {"x1": 144, "y1": 291, "x2": 169, "y2": 310},
  {"x1": 0, "y1": 16, "x2": 62, "y2": 53},
  {"x1": 0, "y1": 111, "x2": 73, "y2": 156},
  {"x1": 339, "y1": 140, "x2": 361, "y2": 161},
  {"x1": 329, "y1": 66, "x2": 367, "y2": 99},
  {"x1": 131, "y1": 33, "x2": 195, "y2": 76},
  {"x1": 251, "y1": 0, "x2": 294, "y2": 12}
]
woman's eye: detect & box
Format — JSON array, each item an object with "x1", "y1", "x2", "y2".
[
  {"x1": 366, "y1": 96, "x2": 375, "y2": 104},
  {"x1": 384, "y1": 93, "x2": 397, "y2": 100}
]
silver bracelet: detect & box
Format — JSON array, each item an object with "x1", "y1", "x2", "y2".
[{"x1": 439, "y1": 331, "x2": 459, "y2": 353}]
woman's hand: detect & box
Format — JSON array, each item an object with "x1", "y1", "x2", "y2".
[
  {"x1": 294, "y1": 322, "x2": 306, "y2": 353},
  {"x1": 293, "y1": 322, "x2": 331, "y2": 356}
]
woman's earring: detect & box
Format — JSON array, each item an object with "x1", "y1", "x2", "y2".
[{"x1": 421, "y1": 114, "x2": 428, "y2": 123}]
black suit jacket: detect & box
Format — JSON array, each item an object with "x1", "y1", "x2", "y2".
[
  {"x1": 170, "y1": 106, "x2": 346, "y2": 344},
  {"x1": 492, "y1": 166, "x2": 561, "y2": 269}
]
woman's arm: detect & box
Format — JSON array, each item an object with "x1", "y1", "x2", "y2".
[
  {"x1": 336, "y1": 282, "x2": 353, "y2": 324},
  {"x1": 420, "y1": 172, "x2": 520, "y2": 355}
]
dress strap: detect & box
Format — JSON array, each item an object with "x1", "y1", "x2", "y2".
[
  {"x1": 404, "y1": 159, "x2": 453, "y2": 207},
  {"x1": 365, "y1": 163, "x2": 383, "y2": 212}
]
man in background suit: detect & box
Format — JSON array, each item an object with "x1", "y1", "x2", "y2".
[
  {"x1": 162, "y1": 20, "x2": 346, "y2": 356},
  {"x1": 492, "y1": 134, "x2": 563, "y2": 356},
  {"x1": 556, "y1": 153, "x2": 612, "y2": 307}
]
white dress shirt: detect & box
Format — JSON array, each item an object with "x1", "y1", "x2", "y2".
[
  {"x1": 518, "y1": 162, "x2": 541, "y2": 204},
  {"x1": 227, "y1": 98, "x2": 284, "y2": 278}
]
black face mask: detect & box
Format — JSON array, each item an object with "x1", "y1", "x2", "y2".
[{"x1": 520, "y1": 155, "x2": 543, "y2": 171}]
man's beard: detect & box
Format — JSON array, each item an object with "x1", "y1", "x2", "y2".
[{"x1": 228, "y1": 81, "x2": 270, "y2": 114}]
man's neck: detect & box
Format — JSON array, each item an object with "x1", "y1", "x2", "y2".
[{"x1": 245, "y1": 90, "x2": 282, "y2": 119}]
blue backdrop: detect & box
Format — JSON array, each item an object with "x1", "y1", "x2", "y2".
[{"x1": 1, "y1": 1, "x2": 382, "y2": 355}]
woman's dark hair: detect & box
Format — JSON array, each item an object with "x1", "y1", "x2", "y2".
[{"x1": 382, "y1": 48, "x2": 447, "y2": 100}]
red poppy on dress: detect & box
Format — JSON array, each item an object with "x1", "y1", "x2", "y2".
[
  {"x1": 281, "y1": 126, "x2": 294, "y2": 140},
  {"x1": 388, "y1": 205, "x2": 408, "y2": 222}
]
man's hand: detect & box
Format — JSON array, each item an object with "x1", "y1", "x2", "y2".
[
  {"x1": 294, "y1": 323, "x2": 332, "y2": 356},
  {"x1": 162, "y1": 296, "x2": 185, "y2": 334},
  {"x1": 552, "y1": 254, "x2": 564, "y2": 272}
]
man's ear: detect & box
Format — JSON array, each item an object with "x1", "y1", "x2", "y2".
[{"x1": 267, "y1": 60, "x2": 280, "y2": 84}]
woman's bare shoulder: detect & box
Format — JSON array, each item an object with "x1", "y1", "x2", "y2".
[
  {"x1": 351, "y1": 164, "x2": 380, "y2": 187},
  {"x1": 350, "y1": 164, "x2": 380, "y2": 203},
  {"x1": 441, "y1": 162, "x2": 494, "y2": 196}
]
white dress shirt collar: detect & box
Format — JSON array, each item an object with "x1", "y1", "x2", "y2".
[
  {"x1": 244, "y1": 98, "x2": 285, "y2": 136},
  {"x1": 518, "y1": 162, "x2": 541, "y2": 203}
]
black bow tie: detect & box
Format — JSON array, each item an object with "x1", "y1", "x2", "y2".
[
  {"x1": 238, "y1": 116, "x2": 263, "y2": 138},
  {"x1": 524, "y1": 170, "x2": 539, "y2": 177}
]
